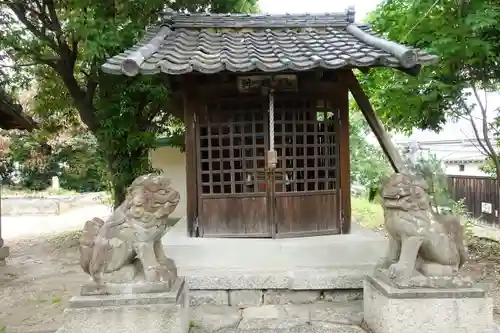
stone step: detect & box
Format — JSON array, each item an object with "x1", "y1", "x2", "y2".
[
  {"x1": 163, "y1": 219, "x2": 386, "y2": 271},
  {"x1": 188, "y1": 301, "x2": 367, "y2": 333},
  {"x1": 163, "y1": 218, "x2": 387, "y2": 291},
  {"x1": 191, "y1": 325, "x2": 367, "y2": 333}
]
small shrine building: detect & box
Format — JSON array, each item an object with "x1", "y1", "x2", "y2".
[{"x1": 102, "y1": 8, "x2": 437, "y2": 238}]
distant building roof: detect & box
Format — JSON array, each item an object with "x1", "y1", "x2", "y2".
[
  {"x1": 443, "y1": 155, "x2": 485, "y2": 163},
  {"x1": 102, "y1": 8, "x2": 437, "y2": 77},
  {"x1": 395, "y1": 138, "x2": 489, "y2": 164}
]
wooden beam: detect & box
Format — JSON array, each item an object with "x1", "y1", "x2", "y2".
[
  {"x1": 336, "y1": 78, "x2": 351, "y2": 234},
  {"x1": 182, "y1": 76, "x2": 199, "y2": 237},
  {"x1": 345, "y1": 70, "x2": 407, "y2": 173}
]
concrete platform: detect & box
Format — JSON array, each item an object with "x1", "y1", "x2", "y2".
[{"x1": 163, "y1": 218, "x2": 387, "y2": 290}]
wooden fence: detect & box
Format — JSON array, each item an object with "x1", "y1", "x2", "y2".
[{"x1": 447, "y1": 175, "x2": 499, "y2": 227}]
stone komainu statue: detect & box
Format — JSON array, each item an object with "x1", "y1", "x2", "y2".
[
  {"x1": 79, "y1": 173, "x2": 180, "y2": 285},
  {"x1": 377, "y1": 173, "x2": 469, "y2": 286}
]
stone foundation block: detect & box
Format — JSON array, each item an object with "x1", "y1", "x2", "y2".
[
  {"x1": 229, "y1": 290, "x2": 262, "y2": 307},
  {"x1": 190, "y1": 290, "x2": 228, "y2": 307},
  {"x1": 323, "y1": 289, "x2": 363, "y2": 302},
  {"x1": 263, "y1": 290, "x2": 320, "y2": 305},
  {"x1": 56, "y1": 278, "x2": 189, "y2": 333},
  {"x1": 364, "y1": 275, "x2": 493, "y2": 333}
]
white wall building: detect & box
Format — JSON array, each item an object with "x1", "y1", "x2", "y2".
[
  {"x1": 391, "y1": 90, "x2": 498, "y2": 177},
  {"x1": 394, "y1": 138, "x2": 489, "y2": 176}
]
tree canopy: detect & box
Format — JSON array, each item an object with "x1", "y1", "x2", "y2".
[
  {"x1": 0, "y1": 0, "x2": 259, "y2": 205},
  {"x1": 364, "y1": 0, "x2": 500, "y2": 178},
  {"x1": 362, "y1": 0, "x2": 500, "y2": 224},
  {"x1": 364, "y1": 0, "x2": 500, "y2": 130},
  {"x1": 349, "y1": 102, "x2": 391, "y2": 188}
]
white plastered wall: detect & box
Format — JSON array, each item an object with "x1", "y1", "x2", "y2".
[{"x1": 149, "y1": 146, "x2": 187, "y2": 218}]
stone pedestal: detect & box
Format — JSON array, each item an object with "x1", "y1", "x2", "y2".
[
  {"x1": 364, "y1": 275, "x2": 493, "y2": 333},
  {"x1": 0, "y1": 245, "x2": 9, "y2": 265},
  {"x1": 56, "y1": 278, "x2": 189, "y2": 333}
]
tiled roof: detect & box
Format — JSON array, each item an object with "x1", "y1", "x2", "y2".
[{"x1": 102, "y1": 9, "x2": 438, "y2": 77}]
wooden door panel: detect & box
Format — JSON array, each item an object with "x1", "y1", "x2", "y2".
[
  {"x1": 200, "y1": 196, "x2": 269, "y2": 237},
  {"x1": 196, "y1": 97, "x2": 271, "y2": 237},
  {"x1": 275, "y1": 192, "x2": 339, "y2": 237},
  {"x1": 272, "y1": 96, "x2": 341, "y2": 237}
]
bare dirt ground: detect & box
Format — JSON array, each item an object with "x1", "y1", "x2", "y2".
[
  {"x1": 464, "y1": 237, "x2": 500, "y2": 322},
  {"x1": 1, "y1": 232, "x2": 499, "y2": 332},
  {"x1": 0, "y1": 232, "x2": 87, "y2": 332}
]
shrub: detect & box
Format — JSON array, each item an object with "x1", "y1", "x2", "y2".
[
  {"x1": 3, "y1": 130, "x2": 107, "y2": 192},
  {"x1": 52, "y1": 132, "x2": 108, "y2": 192}
]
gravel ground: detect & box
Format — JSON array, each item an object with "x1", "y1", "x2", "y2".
[{"x1": 1, "y1": 204, "x2": 111, "y2": 240}]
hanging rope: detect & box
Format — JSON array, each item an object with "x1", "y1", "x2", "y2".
[{"x1": 269, "y1": 88, "x2": 275, "y2": 152}]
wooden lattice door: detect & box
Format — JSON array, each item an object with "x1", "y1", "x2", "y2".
[
  {"x1": 196, "y1": 97, "x2": 272, "y2": 237},
  {"x1": 272, "y1": 96, "x2": 341, "y2": 237}
]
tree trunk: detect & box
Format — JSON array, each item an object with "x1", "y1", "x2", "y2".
[
  {"x1": 496, "y1": 168, "x2": 500, "y2": 228},
  {"x1": 105, "y1": 145, "x2": 151, "y2": 209}
]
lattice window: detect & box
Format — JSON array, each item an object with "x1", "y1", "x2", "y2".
[
  {"x1": 274, "y1": 98, "x2": 338, "y2": 193},
  {"x1": 198, "y1": 98, "x2": 267, "y2": 195}
]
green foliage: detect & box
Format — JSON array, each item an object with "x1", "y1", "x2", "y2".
[
  {"x1": 156, "y1": 114, "x2": 186, "y2": 151},
  {"x1": 31, "y1": 67, "x2": 83, "y2": 135},
  {"x1": 410, "y1": 154, "x2": 452, "y2": 210},
  {"x1": 7, "y1": 132, "x2": 56, "y2": 190},
  {"x1": 4, "y1": 130, "x2": 107, "y2": 192},
  {"x1": 364, "y1": 0, "x2": 500, "y2": 226},
  {"x1": 0, "y1": 160, "x2": 15, "y2": 185},
  {"x1": 481, "y1": 158, "x2": 497, "y2": 177},
  {"x1": 449, "y1": 198, "x2": 500, "y2": 261},
  {"x1": 96, "y1": 75, "x2": 168, "y2": 203},
  {"x1": 450, "y1": 198, "x2": 476, "y2": 243},
  {"x1": 349, "y1": 102, "x2": 392, "y2": 189},
  {"x1": 481, "y1": 107, "x2": 500, "y2": 176},
  {"x1": 0, "y1": 0, "x2": 259, "y2": 206},
  {"x1": 365, "y1": 151, "x2": 453, "y2": 207},
  {"x1": 53, "y1": 132, "x2": 108, "y2": 192},
  {"x1": 365, "y1": 0, "x2": 500, "y2": 132}
]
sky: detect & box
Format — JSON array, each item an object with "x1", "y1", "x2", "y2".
[
  {"x1": 259, "y1": 0, "x2": 379, "y2": 22},
  {"x1": 393, "y1": 90, "x2": 499, "y2": 142}
]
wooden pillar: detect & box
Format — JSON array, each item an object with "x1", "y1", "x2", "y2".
[
  {"x1": 0, "y1": 183, "x2": 8, "y2": 265},
  {"x1": 345, "y1": 70, "x2": 407, "y2": 173},
  {"x1": 337, "y1": 76, "x2": 351, "y2": 234},
  {"x1": 182, "y1": 77, "x2": 198, "y2": 237}
]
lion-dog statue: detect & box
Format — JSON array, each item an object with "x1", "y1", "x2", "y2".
[
  {"x1": 79, "y1": 173, "x2": 180, "y2": 286},
  {"x1": 377, "y1": 173, "x2": 469, "y2": 287}
]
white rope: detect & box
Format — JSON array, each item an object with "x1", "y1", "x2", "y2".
[{"x1": 269, "y1": 88, "x2": 275, "y2": 152}]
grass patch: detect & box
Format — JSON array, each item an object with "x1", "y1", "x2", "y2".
[{"x1": 351, "y1": 196, "x2": 384, "y2": 229}]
